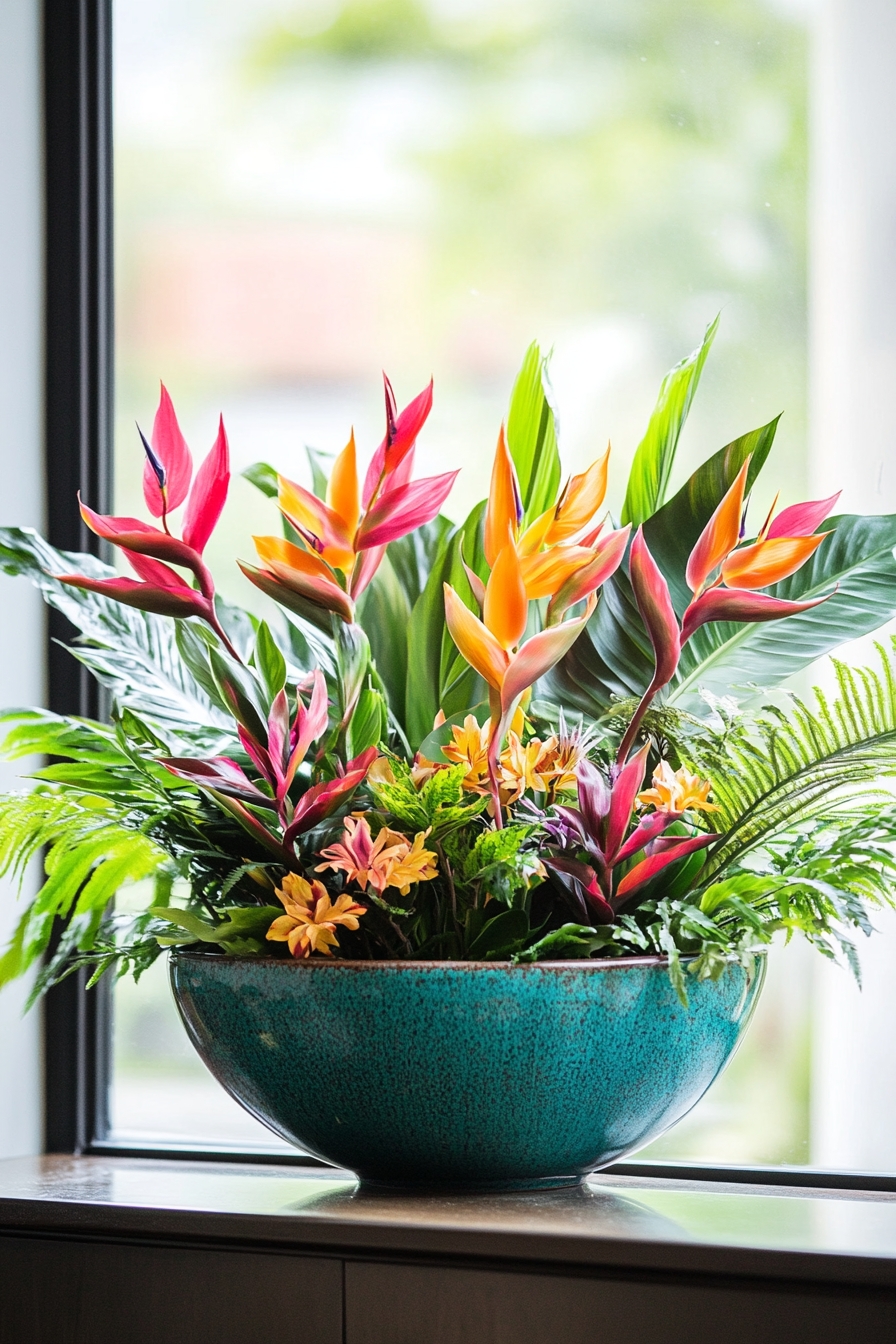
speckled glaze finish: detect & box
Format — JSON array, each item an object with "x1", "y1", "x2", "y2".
[{"x1": 170, "y1": 952, "x2": 764, "y2": 1191}]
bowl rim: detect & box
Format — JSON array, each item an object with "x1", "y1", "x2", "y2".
[{"x1": 168, "y1": 949, "x2": 766, "y2": 973}]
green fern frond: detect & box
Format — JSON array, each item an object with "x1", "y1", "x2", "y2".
[
  {"x1": 680, "y1": 638, "x2": 896, "y2": 872},
  {"x1": 0, "y1": 789, "x2": 167, "y2": 987}
]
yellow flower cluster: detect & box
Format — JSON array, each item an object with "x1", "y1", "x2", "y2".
[
  {"x1": 316, "y1": 815, "x2": 438, "y2": 897},
  {"x1": 439, "y1": 714, "x2": 582, "y2": 803},
  {"x1": 636, "y1": 761, "x2": 720, "y2": 814},
  {"x1": 266, "y1": 875, "x2": 366, "y2": 959}
]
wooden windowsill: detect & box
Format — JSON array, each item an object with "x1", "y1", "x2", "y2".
[{"x1": 2, "y1": 1155, "x2": 896, "y2": 1342}]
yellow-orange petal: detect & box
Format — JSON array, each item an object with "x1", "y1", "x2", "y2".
[
  {"x1": 326, "y1": 430, "x2": 360, "y2": 535},
  {"x1": 278, "y1": 474, "x2": 354, "y2": 557},
  {"x1": 520, "y1": 546, "x2": 594, "y2": 599},
  {"x1": 686, "y1": 458, "x2": 750, "y2": 595},
  {"x1": 721, "y1": 532, "x2": 827, "y2": 590},
  {"x1": 545, "y1": 448, "x2": 609, "y2": 545},
  {"x1": 517, "y1": 505, "x2": 554, "y2": 557},
  {"x1": 484, "y1": 541, "x2": 528, "y2": 649},
  {"x1": 443, "y1": 583, "x2": 509, "y2": 689},
  {"x1": 484, "y1": 425, "x2": 522, "y2": 568}
]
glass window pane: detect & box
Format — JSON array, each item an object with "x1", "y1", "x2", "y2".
[{"x1": 111, "y1": 0, "x2": 894, "y2": 1171}]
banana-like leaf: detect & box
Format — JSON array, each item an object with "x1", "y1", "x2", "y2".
[
  {"x1": 506, "y1": 341, "x2": 561, "y2": 522},
  {"x1": 621, "y1": 315, "x2": 718, "y2": 528}
]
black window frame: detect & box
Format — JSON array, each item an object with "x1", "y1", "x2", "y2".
[{"x1": 39, "y1": 0, "x2": 896, "y2": 1194}]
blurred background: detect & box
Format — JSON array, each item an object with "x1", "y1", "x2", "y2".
[{"x1": 109, "y1": 0, "x2": 896, "y2": 1169}]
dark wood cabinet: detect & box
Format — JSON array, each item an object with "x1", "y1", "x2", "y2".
[{"x1": 2, "y1": 1157, "x2": 896, "y2": 1343}]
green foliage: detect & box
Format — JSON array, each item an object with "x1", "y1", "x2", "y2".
[
  {"x1": 152, "y1": 904, "x2": 284, "y2": 955},
  {"x1": 505, "y1": 341, "x2": 561, "y2": 523},
  {"x1": 621, "y1": 315, "x2": 718, "y2": 528},
  {"x1": 679, "y1": 640, "x2": 896, "y2": 870},
  {"x1": 0, "y1": 790, "x2": 167, "y2": 990},
  {"x1": 369, "y1": 760, "x2": 487, "y2": 838}
]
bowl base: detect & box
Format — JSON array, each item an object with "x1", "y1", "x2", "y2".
[{"x1": 357, "y1": 1173, "x2": 586, "y2": 1195}]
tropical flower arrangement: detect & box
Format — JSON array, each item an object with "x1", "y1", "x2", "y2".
[{"x1": 3, "y1": 321, "x2": 896, "y2": 1005}]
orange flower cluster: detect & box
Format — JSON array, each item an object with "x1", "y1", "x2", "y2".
[
  {"x1": 316, "y1": 815, "x2": 438, "y2": 897},
  {"x1": 440, "y1": 714, "x2": 582, "y2": 804},
  {"x1": 266, "y1": 874, "x2": 366, "y2": 958}
]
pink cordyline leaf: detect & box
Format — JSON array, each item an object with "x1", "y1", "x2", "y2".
[
  {"x1": 543, "y1": 855, "x2": 615, "y2": 924},
  {"x1": 356, "y1": 471, "x2": 459, "y2": 550},
  {"x1": 614, "y1": 832, "x2": 715, "y2": 900},
  {"x1": 680, "y1": 587, "x2": 831, "y2": 644},
  {"x1": 144, "y1": 384, "x2": 193, "y2": 516},
  {"x1": 238, "y1": 723, "x2": 274, "y2": 785},
  {"x1": 182, "y1": 416, "x2": 230, "y2": 555},
  {"x1": 266, "y1": 691, "x2": 291, "y2": 782},
  {"x1": 572, "y1": 761, "x2": 610, "y2": 850},
  {"x1": 766, "y1": 492, "x2": 840, "y2": 539},
  {"x1": 613, "y1": 809, "x2": 679, "y2": 865},
  {"x1": 162, "y1": 755, "x2": 270, "y2": 804},
  {"x1": 362, "y1": 377, "x2": 434, "y2": 507},
  {"x1": 603, "y1": 743, "x2": 650, "y2": 863},
  {"x1": 283, "y1": 770, "x2": 366, "y2": 844},
  {"x1": 56, "y1": 573, "x2": 214, "y2": 621},
  {"x1": 290, "y1": 671, "x2": 329, "y2": 770}
]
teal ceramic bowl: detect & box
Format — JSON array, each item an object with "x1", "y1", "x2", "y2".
[{"x1": 170, "y1": 952, "x2": 764, "y2": 1191}]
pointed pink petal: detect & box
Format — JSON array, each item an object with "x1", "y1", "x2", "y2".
[
  {"x1": 500, "y1": 598, "x2": 596, "y2": 712},
  {"x1": 614, "y1": 809, "x2": 678, "y2": 865},
  {"x1": 548, "y1": 525, "x2": 631, "y2": 620},
  {"x1": 614, "y1": 832, "x2": 715, "y2": 900},
  {"x1": 680, "y1": 586, "x2": 832, "y2": 644},
  {"x1": 122, "y1": 549, "x2": 192, "y2": 590},
  {"x1": 349, "y1": 544, "x2": 386, "y2": 599},
  {"x1": 56, "y1": 573, "x2": 213, "y2": 620},
  {"x1": 145, "y1": 384, "x2": 193, "y2": 516},
  {"x1": 80, "y1": 500, "x2": 215, "y2": 597},
  {"x1": 629, "y1": 528, "x2": 680, "y2": 692},
  {"x1": 238, "y1": 562, "x2": 355, "y2": 624},
  {"x1": 766, "y1": 492, "x2": 841, "y2": 539},
  {"x1": 604, "y1": 743, "x2": 650, "y2": 862},
  {"x1": 182, "y1": 416, "x2": 230, "y2": 555},
  {"x1": 363, "y1": 378, "x2": 433, "y2": 506},
  {"x1": 356, "y1": 471, "x2": 458, "y2": 551}
]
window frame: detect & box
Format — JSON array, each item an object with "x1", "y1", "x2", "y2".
[{"x1": 39, "y1": 0, "x2": 896, "y2": 1193}]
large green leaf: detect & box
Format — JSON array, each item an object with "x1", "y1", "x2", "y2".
[
  {"x1": 0, "y1": 527, "x2": 231, "y2": 750},
  {"x1": 670, "y1": 512, "x2": 896, "y2": 709},
  {"x1": 357, "y1": 555, "x2": 411, "y2": 725},
  {"x1": 621, "y1": 315, "x2": 718, "y2": 528},
  {"x1": 506, "y1": 341, "x2": 562, "y2": 521}
]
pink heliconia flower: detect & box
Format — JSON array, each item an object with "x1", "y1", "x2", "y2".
[{"x1": 57, "y1": 387, "x2": 235, "y2": 654}]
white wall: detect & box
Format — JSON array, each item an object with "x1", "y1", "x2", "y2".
[
  {"x1": 0, "y1": 0, "x2": 45, "y2": 1157},
  {"x1": 809, "y1": 0, "x2": 896, "y2": 1169}
]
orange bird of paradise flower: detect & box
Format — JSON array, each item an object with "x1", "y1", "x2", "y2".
[{"x1": 444, "y1": 427, "x2": 630, "y2": 824}]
